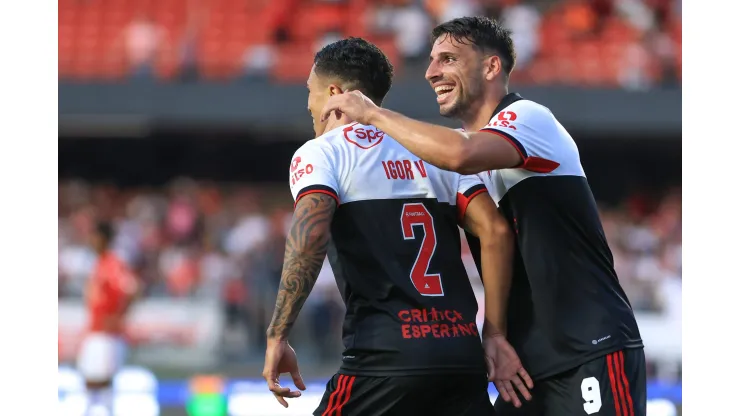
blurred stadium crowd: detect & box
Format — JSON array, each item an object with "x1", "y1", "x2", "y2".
[
  {"x1": 59, "y1": 0, "x2": 681, "y2": 89},
  {"x1": 58, "y1": 179, "x2": 682, "y2": 366}
]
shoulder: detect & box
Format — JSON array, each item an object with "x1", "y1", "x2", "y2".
[
  {"x1": 294, "y1": 134, "x2": 335, "y2": 156},
  {"x1": 508, "y1": 99, "x2": 552, "y2": 114},
  {"x1": 291, "y1": 134, "x2": 339, "y2": 172},
  {"x1": 488, "y1": 99, "x2": 555, "y2": 127}
]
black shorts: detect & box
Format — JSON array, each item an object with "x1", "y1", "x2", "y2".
[
  {"x1": 493, "y1": 348, "x2": 647, "y2": 416},
  {"x1": 313, "y1": 373, "x2": 494, "y2": 416}
]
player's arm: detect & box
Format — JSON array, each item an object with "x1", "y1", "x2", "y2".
[
  {"x1": 460, "y1": 193, "x2": 514, "y2": 337},
  {"x1": 116, "y1": 274, "x2": 139, "y2": 315},
  {"x1": 102, "y1": 264, "x2": 141, "y2": 331},
  {"x1": 118, "y1": 268, "x2": 141, "y2": 313},
  {"x1": 267, "y1": 141, "x2": 340, "y2": 342},
  {"x1": 263, "y1": 143, "x2": 339, "y2": 405},
  {"x1": 367, "y1": 107, "x2": 522, "y2": 174},
  {"x1": 266, "y1": 193, "x2": 337, "y2": 341}
]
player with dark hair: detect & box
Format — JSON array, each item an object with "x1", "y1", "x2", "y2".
[
  {"x1": 77, "y1": 221, "x2": 139, "y2": 416},
  {"x1": 312, "y1": 37, "x2": 394, "y2": 107},
  {"x1": 262, "y1": 37, "x2": 523, "y2": 415},
  {"x1": 320, "y1": 18, "x2": 646, "y2": 416}
]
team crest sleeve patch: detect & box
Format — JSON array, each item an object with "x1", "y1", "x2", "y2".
[{"x1": 289, "y1": 141, "x2": 341, "y2": 203}]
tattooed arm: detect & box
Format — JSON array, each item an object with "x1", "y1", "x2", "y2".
[{"x1": 266, "y1": 193, "x2": 337, "y2": 341}]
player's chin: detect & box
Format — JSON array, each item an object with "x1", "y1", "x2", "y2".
[{"x1": 438, "y1": 102, "x2": 458, "y2": 118}]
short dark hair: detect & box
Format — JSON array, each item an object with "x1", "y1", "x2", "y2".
[
  {"x1": 95, "y1": 221, "x2": 114, "y2": 244},
  {"x1": 431, "y1": 16, "x2": 516, "y2": 78},
  {"x1": 314, "y1": 37, "x2": 394, "y2": 105}
]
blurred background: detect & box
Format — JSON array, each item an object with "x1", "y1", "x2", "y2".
[{"x1": 58, "y1": 0, "x2": 681, "y2": 415}]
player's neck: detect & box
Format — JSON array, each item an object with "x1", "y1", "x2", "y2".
[
  {"x1": 460, "y1": 89, "x2": 507, "y2": 132},
  {"x1": 323, "y1": 114, "x2": 354, "y2": 135}
]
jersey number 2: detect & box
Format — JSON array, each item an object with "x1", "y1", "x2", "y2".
[{"x1": 400, "y1": 203, "x2": 444, "y2": 296}]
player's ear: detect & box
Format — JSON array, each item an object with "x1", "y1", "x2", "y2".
[
  {"x1": 328, "y1": 84, "x2": 344, "y2": 96},
  {"x1": 484, "y1": 55, "x2": 501, "y2": 81}
]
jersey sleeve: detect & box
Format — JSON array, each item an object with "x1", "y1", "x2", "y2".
[
  {"x1": 455, "y1": 174, "x2": 489, "y2": 222},
  {"x1": 479, "y1": 101, "x2": 562, "y2": 173},
  {"x1": 288, "y1": 140, "x2": 340, "y2": 206}
]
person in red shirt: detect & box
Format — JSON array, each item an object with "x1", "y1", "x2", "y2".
[{"x1": 76, "y1": 222, "x2": 140, "y2": 416}]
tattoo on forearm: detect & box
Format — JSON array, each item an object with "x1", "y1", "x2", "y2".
[{"x1": 267, "y1": 193, "x2": 337, "y2": 340}]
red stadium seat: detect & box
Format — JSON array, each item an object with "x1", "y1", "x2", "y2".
[
  {"x1": 57, "y1": 0, "x2": 679, "y2": 85},
  {"x1": 528, "y1": 57, "x2": 558, "y2": 85},
  {"x1": 573, "y1": 41, "x2": 605, "y2": 86},
  {"x1": 367, "y1": 36, "x2": 402, "y2": 75},
  {"x1": 272, "y1": 44, "x2": 316, "y2": 83},
  {"x1": 198, "y1": 38, "x2": 243, "y2": 80},
  {"x1": 601, "y1": 40, "x2": 626, "y2": 87},
  {"x1": 288, "y1": 3, "x2": 349, "y2": 42}
]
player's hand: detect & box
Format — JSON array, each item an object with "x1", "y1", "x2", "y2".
[
  {"x1": 263, "y1": 339, "x2": 307, "y2": 408},
  {"x1": 320, "y1": 90, "x2": 379, "y2": 125},
  {"x1": 483, "y1": 334, "x2": 534, "y2": 408}
]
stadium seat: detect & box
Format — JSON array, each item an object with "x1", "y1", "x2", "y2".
[
  {"x1": 272, "y1": 44, "x2": 316, "y2": 83},
  {"x1": 288, "y1": 3, "x2": 349, "y2": 42},
  {"x1": 56, "y1": 0, "x2": 680, "y2": 86},
  {"x1": 601, "y1": 41, "x2": 626, "y2": 87},
  {"x1": 586, "y1": 47, "x2": 608, "y2": 86},
  {"x1": 528, "y1": 57, "x2": 558, "y2": 85},
  {"x1": 367, "y1": 36, "x2": 402, "y2": 75},
  {"x1": 671, "y1": 21, "x2": 681, "y2": 80}
]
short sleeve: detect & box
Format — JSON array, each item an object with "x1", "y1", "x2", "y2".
[
  {"x1": 479, "y1": 101, "x2": 563, "y2": 174},
  {"x1": 455, "y1": 174, "x2": 489, "y2": 222},
  {"x1": 288, "y1": 140, "x2": 340, "y2": 206}
]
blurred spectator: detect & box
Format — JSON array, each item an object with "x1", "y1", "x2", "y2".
[
  {"x1": 371, "y1": 0, "x2": 432, "y2": 61},
  {"x1": 60, "y1": 0, "x2": 682, "y2": 87},
  {"x1": 58, "y1": 179, "x2": 680, "y2": 370},
  {"x1": 425, "y1": 0, "x2": 480, "y2": 23},
  {"x1": 241, "y1": 45, "x2": 276, "y2": 79},
  {"x1": 499, "y1": 0, "x2": 541, "y2": 68},
  {"x1": 224, "y1": 190, "x2": 270, "y2": 258},
  {"x1": 111, "y1": 13, "x2": 171, "y2": 79}
]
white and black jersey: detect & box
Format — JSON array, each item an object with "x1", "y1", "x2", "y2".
[
  {"x1": 467, "y1": 93, "x2": 643, "y2": 379},
  {"x1": 290, "y1": 123, "x2": 489, "y2": 376}
]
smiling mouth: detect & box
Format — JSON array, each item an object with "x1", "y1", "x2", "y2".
[{"x1": 434, "y1": 85, "x2": 455, "y2": 103}]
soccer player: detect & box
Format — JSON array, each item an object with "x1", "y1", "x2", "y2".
[
  {"x1": 262, "y1": 37, "x2": 524, "y2": 415},
  {"x1": 77, "y1": 222, "x2": 139, "y2": 416},
  {"x1": 320, "y1": 17, "x2": 646, "y2": 416}
]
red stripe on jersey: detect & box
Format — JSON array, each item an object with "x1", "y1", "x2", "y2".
[
  {"x1": 607, "y1": 353, "x2": 624, "y2": 416},
  {"x1": 322, "y1": 375, "x2": 347, "y2": 416},
  {"x1": 456, "y1": 187, "x2": 488, "y2": 223},
  {"x1": 331, "y1": 376, "x2": 355, "y2": 415},
  {"x1": 618, "y1": 351, "x2": 635, "y2": 416},
  {"x1": 613, "y1": 352, "x2": 629, "y2": 416},
  {"x1": 521, "y1": 157, "x2": 561, "y2": 173},
  {"x1": 295, "y1": 190, "x2": 340, "y2": 208}
]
